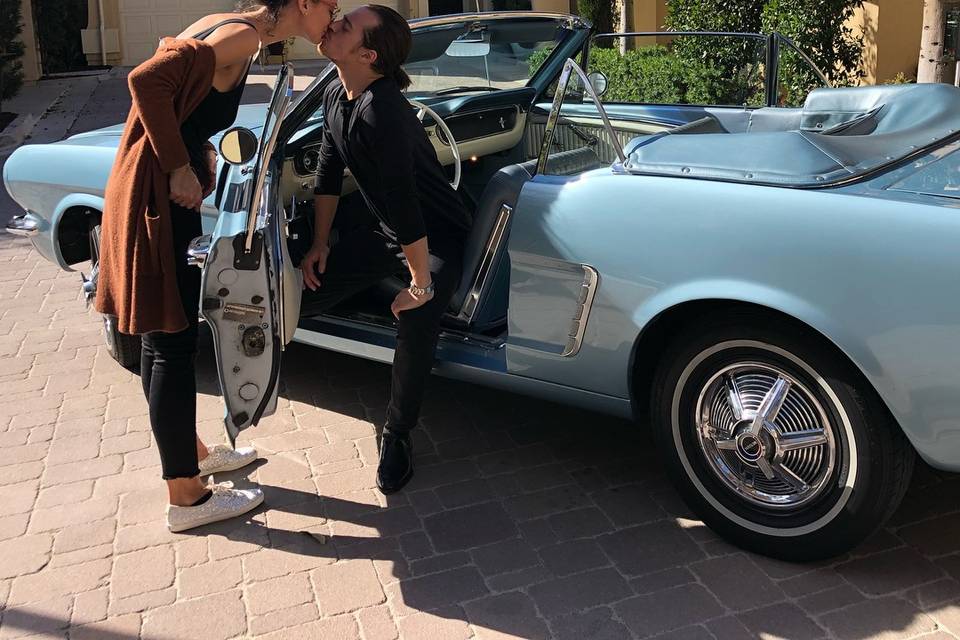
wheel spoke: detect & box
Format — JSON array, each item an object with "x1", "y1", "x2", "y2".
[
  {"x1": 772, "y1": 462, "x2": 809, "y2": 493},
  {"x1": 750, "y1": 377, "x2": 791, "y2": 435},
  {"x1": 715, "y1": 437, "x2": 738, "y2": 451},
  {"x1": 755, "y1": 458, "x2": 776, "y2": 480},
  {"x1": 724, "y1": 374, "x2": 744, "y2": 422},
  {"x1": 778, "y1": 429, "x2": 828, "y2": 453}
]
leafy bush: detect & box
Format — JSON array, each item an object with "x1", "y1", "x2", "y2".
[
  {"x1": 0, "y1": 0, "x2": 26, "y2": 103},
  {"x1": 883, "y1": 71, "x2": 914, "y2": 85},
  {"x1": 761, "y1": 0, "x2": 864, "y2": 106},
  {"x1": 528, "y1": 46, "x2": 554, "y2": 78},
  {"x1": 587, "y1": 46, "x2": 730, "y2": 104},
  {"x1": 530, "y1": 43, "x2": 759, "y2": 106},
  {"x1": 665, "y1": 0, "x2": 864, "y2": 107},
  {"x1": 577, "y1": 0, "x2": 613, "y2": 34}
]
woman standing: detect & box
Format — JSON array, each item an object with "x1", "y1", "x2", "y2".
[{"x1": 95, "y1": 0, "x2": 338, "y2": 532}]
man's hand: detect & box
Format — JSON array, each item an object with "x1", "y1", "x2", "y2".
[
  {"x1": 391, "y1": 287, "x2": 434, "y2": 319},
  {"x1": 301, "y1": 243, "x2": 331, "y2": 291},
  {"x1": 202, "y1": 146, "x2": 218, "y2": 198},
  {"x1": 169, "y1": 164, "x2": 203, "y2": 211}
]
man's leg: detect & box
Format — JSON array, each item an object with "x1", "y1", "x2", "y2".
[
  {"x1": 299, "y1": 228, "x2": 403, "y2": 317},
  {"x1": 378, "y1": 254, "x2": 462, "y2": 493}
]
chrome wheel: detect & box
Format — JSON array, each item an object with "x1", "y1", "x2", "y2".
[{"x1": 695, "y1": 362, "x2": 837, "y2": 511}]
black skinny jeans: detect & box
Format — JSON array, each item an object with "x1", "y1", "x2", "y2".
[
  {"x1": 299, "y1": 226, "x2": 462, "y2": 435},
  {"x1": 140, "y1": 201, "x2": 203, "y2": 480}
]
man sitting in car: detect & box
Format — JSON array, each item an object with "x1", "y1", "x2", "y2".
[{"x1": 299, "y1": 4, "x2": 472, "y2": 494}]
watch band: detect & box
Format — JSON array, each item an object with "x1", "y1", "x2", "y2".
[{"x1": 408, "y1": 281, "x2": 434, "y2": 297}]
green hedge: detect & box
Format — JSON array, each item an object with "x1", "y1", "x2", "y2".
[
  {"x1": 530, "y1": 45, "x2": 763, "y2": 106},
  {"x1": 587, "y1": 46, "x2": 740, "y2": 105}
]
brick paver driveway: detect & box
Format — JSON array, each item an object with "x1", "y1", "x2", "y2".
[{"x1": 1, "y1": 205, "x2": 960, "y2": 638}]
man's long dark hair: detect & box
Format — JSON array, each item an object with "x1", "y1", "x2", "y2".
[{"x1": 362, "y1": 5, "x2": 412, "y2": 91}]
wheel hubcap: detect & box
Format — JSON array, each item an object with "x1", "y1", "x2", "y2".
[{"x1": 695, "y1": 363, "x2": 837, "y2": 511}]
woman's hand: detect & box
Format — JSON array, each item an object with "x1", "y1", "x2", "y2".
[
  {"x1": 169, "y1": 164, "x2": 204, "y2": 211},
  {"x1": 301, "y1": 243, "x2": 331, "y2": 291},
  {"x1": 202, "y1": 146, "x2": 218, "y2": 198}
]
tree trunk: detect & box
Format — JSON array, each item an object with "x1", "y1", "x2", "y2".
[
  {"x1": 918, "y1": 0, "x2": 946, "y2": 83},
  {"x1": 617, "y1": 0, "x2": 632, "y2": 53}
]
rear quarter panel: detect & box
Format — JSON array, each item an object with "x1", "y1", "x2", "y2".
[
  {"x1": 508, "y1": 167, "x2": 960, "y2": 471},
  {"x1": 4, "y1": 142, "x2": 221, "y2": 269}
]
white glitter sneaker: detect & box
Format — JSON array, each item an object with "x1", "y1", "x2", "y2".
[
  {"x1": 166, "y1": 482, "x2": 264, "y2": 533},
  {"x1": 198, "y1": 444, "x2": 258, "y2": 476}
]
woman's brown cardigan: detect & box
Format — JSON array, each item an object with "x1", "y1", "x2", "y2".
[{"x1": 94, "y1": 37, "x2": 217, "y2": 335}]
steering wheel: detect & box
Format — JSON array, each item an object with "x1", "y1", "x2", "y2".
[{"x1": 408, "y1": 99, "x2": 462, "y2": 191}]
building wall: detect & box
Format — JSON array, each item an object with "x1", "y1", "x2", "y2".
[
  {"x1": 631, "y1": 0, "x2": 668, "y2": 32},
  {"x1": 81, "y1": 0, "x2": 123, "y2": 66},
  {"x1": 850, "y1": 0, "x2": 923, "y2": 85},
  {"x1": 876, "y1": 0, "x2": 923, "y2": 82},
  {"x1": 17, "y1": 0, "x2": 42, "y2": 84}
]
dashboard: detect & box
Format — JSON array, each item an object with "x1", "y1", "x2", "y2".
[{"x1": 279, "y1": 89, "x2": 534, "y2": 202}]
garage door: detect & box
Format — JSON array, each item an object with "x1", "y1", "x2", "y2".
[{"x1": 119, "y1": 0, "x2": 234, "y2": 65}]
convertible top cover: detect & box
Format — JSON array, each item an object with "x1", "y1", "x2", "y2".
[{"x1": 623, "y1": 83, "x2": 960, "y2": 186}]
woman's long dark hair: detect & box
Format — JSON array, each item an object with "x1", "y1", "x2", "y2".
[
  {"x1": 241, "y1": 0, "x2": 316, "y2": 26},
  {"x1": 362, "y1": 5, "x2": 412, "y2": 91}
]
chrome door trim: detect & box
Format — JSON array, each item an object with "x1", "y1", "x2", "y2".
[
  {"x1": 561, "y1": 264, "x2": 599, "y2": 357},
  {"x1": 246, "y1": 64, "x2": 293, "y2": 252},
  {"x1": 456, "y1": 203, "x2": 513, "y2": 323}
]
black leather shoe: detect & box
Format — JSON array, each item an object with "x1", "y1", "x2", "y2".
[{"x1": 377, "y1": 428, "x2": 413, "y2": 494}]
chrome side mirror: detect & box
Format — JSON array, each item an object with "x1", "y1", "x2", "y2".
[
  {"x1": 219, "y1": 127, "x2": 259, "y2": 165},
  {"x1": 186, "y1": 234, "x2": 212, "y2": 267},
  {"x1": 587, "y1": 71, "x2": 608, "y2": 97}
]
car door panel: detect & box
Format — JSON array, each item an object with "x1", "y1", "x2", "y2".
[{"x1": 200, "y1": 64, "x2": 299, "y2": 445}]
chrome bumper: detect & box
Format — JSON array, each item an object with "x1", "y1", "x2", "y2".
[{"x1": 5, "y1": 213, "x2": 40, "y2": 237}]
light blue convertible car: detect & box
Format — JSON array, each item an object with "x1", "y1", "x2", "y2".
[{"x1": 6, "y1": 12, "x2": 960, "y2": 560}]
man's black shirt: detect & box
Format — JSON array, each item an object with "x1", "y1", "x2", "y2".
[{"x1": 314, "y1": 77, "x2": 471, "y2": 259}]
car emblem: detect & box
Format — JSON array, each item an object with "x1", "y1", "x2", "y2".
[{"x1": 736, "y1": 434, "x2": 764, "y2": 462}]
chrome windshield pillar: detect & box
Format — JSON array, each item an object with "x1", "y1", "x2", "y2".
[{"x1": 536, "y1": 58, "x2": 627, "y2": 177}]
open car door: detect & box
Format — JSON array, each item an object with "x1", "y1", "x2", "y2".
[{"x1": 195, "y1": 63, "x2": 302, "y2": 445}]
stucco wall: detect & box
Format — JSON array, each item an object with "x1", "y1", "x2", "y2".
[
  {"x1": 876, "y1": 0, "x2": 923, "y2": 83},
  {"x1": 16, "y1": 0, "x2": 42, "y2": 84},
  {"x1": 631, "y1": 0, "x2": 668, "y2": 32},
  {"x1": 849, "y1": 0, "x2": 924, "y2": 85}
]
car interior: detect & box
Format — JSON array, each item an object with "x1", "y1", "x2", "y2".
[{"x1": 274, "y1": 18, "x2": 622, "y2": 343}]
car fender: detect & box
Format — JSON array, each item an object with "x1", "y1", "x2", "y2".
[
  {"x1": 631, "y1": 278, "x2": 923, "y2": 462},
  {"x1": 48, "y1": 193, "x2": 106, "y2": 271}
]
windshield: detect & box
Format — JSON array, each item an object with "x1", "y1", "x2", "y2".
[{"x1": 404, "y1": 17, "x2": 572, "y2": 95}]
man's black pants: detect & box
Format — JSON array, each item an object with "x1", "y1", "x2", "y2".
[{"x1": 299, "y1": 227, "x2": 463, "y2": 435}]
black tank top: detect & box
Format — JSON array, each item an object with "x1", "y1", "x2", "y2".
[{"x1": 180, "y1": 18, "x2": 257, "y2": 187}]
